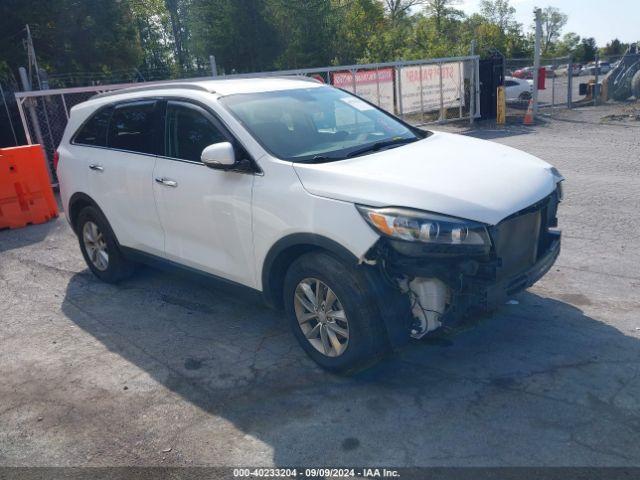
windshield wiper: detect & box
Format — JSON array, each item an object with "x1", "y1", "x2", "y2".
[
  {"x1": 294, "y1": 155, "x2": 343, "y2": 164},
  {"x1": 346, "y1": 137, "x2": 418, "y2": 158}
]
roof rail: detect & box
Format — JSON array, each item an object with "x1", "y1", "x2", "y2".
[
  {"x1": 273, "y1": 75, "x2": 322, "y2": 84},
  {"x1": 92, "y1": 82, "x2": 213, "y2": 99}
]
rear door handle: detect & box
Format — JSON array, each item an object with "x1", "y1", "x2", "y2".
[
  {"x1": 155, "y1": 177, "x2": 178, "y2": 187},
  {"x1": 89, "y1": 164, "x2": 104, "y2": 172}
]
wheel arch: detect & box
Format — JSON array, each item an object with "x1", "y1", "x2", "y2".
[
  {"x1": 261, "y1": 233, "x2": 359, "y2": 310},
  {"x1": 68, "y1": 192, "x2": 111, "y2": 237}
]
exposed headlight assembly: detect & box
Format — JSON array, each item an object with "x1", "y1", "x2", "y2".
[
  {"x1": 550, "y1": 167, "x2": 565, "y2": 202},
  {"x1": 357, "y1": 205, "x2": 491, "y2": 256}
]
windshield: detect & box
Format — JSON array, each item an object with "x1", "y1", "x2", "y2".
[{"x1": 220, "y1": 86, "x2": 424, "y2": 162}]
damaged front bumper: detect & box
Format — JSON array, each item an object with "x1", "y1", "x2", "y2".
[
  {"x1": 365, "y1": 192, "x2": 562, "y2": 341},
  {"x1": 476, "y1": 231, "x2": 560, "y2": 309}
]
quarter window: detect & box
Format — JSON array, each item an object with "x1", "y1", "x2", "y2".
[
  {"x1": 107, "y1": 101, "x2": 158, "y2": 155},
  {"x1": 74, "y1": 106, "x2": 113, "y2": 147},
  {"x1": 165, "y1": 103, "x2": 226, "y2": 162}
]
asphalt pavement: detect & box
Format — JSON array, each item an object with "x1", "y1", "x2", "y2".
[{"x1": 1, "y1": 102, "x2": 639, "y2": 468}]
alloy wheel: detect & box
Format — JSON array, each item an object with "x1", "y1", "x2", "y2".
[
  {"x1": 82, "y1": 221, "x2": 109, "y2": 271},
  {"x1": 293, "y1": 277, "x2": 349, "y2": 357}
]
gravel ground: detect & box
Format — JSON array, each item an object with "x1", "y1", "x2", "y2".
[{"x1": 1, "y1": 102, "x2": 639, "y2": 468}]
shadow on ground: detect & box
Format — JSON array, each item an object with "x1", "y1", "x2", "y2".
[
  {"x1": 0, "y1": 196, "x2": 63, "y2": 253},
  {"x1": 0, "y1": 219, "x2": 59, "y2": 253},
  {"x1": 60, "y1": 265, "x2": 640, "y2": 466},
  {"x1": 457, "y1": 123, "x2": 535, "y2": 140}
]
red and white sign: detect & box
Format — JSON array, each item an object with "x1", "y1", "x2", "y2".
[
  {"x1": 331, "y1": 68, "x2": 395, "y2": 113},
  {"x1": 396, "y1": 62, "x2": 464, "y2": 114}
]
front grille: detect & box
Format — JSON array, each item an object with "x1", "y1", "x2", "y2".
[
  {"x1": 489, "y1": 193, "x2": 558, "y2": 280},
  {"x1": 491, "y1": 210, "x2": 542, "y2": 279}
]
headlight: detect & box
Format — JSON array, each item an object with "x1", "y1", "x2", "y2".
[{"x1": 357, "y1": 205, "x2": 491, "y2": 255}]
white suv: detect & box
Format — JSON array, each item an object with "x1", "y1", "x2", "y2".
[{"x1": 57, "y1": 77, "x2": 563, "y2": 372}]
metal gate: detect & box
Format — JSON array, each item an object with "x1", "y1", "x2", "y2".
[{"x1": 479, "y1": 52, "x2": 505, "y2": 120}]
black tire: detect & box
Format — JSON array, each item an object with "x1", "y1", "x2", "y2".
[
  {"x1": 76, "y1": 206, "x2": 135, "y2": 283},
  {"x1": 283, "y1": 251, "x2": 388, "y2": 373},
  {"x1": 519, "y1": 91, "x2": 532, "y2": 101}
]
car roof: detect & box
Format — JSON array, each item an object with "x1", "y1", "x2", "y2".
[
  {"x1": 68, "y1": 76, "x2": 325, "y2": 116},
  {"x1": 91, "y1": 76, "x2": 323, "y2": 100}
]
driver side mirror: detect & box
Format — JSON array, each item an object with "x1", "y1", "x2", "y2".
[{"x1": 201, "y1": 142, "x2": 236, "y2": 169}]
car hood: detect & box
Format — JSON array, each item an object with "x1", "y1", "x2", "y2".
[{"x1": 293, "y1": 131, "x2": 556, "y2": 225}]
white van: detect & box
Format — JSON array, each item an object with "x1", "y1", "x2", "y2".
[{"x1": 56, "y1": 77, "x2": 563, "y2": 372}]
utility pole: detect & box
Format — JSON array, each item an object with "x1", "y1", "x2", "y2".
[
  {"x1": 25, "y1": 24, "x2": 43, "y2": 90},
  {"x1": 593, "y1": 52, "x2": 599, "y2": 105},
  {"x1": 18, "y1": 67, "x2": 53, "y2": 183},
  {"x1": 532, "y1": 8, "x2": 542, "y2": 116}
]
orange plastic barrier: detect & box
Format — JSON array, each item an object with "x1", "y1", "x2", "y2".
[{"x1": 0, "y1": 145, "x2": 58, "y2": 229}]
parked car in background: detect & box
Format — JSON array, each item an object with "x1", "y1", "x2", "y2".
[
  {"x1": 505, "y1": 76, "x2": 533, "y2": 102},
  {"x1": 599, "y1": 62, "x2": 611, "y2": 74},
  {"x1": 543, "y1": 65, "x2": 557, "y2": 77},
  {"x1": 579, "y1": 65, "x2": 595, "y2": 76},
  {"x1": 56, "y1": 77, "x2": 564, "y2": 372},
  {"x1": 513, "y1": 67, "x2": 535, "y2": 79},
  {"x1": 580, "y1": 62, "x2": 611, "y2": 76},
  {"x1": 556, "y1": 64, "x2": 582, "y2": 76}
]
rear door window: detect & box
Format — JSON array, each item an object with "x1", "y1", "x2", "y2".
[
  {"x1": 107, "y1": 101, "x2": 158, "y2": 155},
  {"x1": 74, "y1": 106, "x2": 114, "y2": 147}
]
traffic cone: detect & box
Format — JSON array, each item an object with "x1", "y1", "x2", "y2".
[{"x1": 523, "y1": 99, "x2": 534, "y2": 125}]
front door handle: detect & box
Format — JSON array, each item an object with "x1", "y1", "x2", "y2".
[
  {"x1": 155, "y1": 177, "x2": 178, "y2": 187},
  {"x1": 89, "y1": 164, "x2": 104, "y2": 172}
]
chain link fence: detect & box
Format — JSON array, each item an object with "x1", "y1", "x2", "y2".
[
  {"x1": 15, "y1": 55, "x2": 481, "y2": 181},
  {"x1": 504, "y1": 52, "x2": 640, "y2": 117},
  {"x1": 505, "y1": 56, "x2": 577, "y2": 117}
]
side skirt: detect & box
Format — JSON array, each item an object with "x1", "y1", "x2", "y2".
[{"x1": 119, "y1": 246, "x2": 264, "y2": 305}]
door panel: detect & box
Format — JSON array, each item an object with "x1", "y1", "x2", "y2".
[
  {"x1": 152, "y1": 101, "x2": 256, "y2": 287},
  {"x1": 87, "y1": 100, "x2": 164, "y2": 255},
  {"x1": 88, "y1": 149, "x2": 164, "y2": 254}
]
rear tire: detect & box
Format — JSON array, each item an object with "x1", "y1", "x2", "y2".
[
  {"x1": 77, "y1": 206, "x2": 135, "y2": 283},
  {"x1": 283, "y1": 252, "x2": 388, "y2": 373}
]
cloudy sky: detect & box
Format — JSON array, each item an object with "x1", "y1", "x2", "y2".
[{"x1": 458, "y1": 0, "x2": 639, "y2": 46}]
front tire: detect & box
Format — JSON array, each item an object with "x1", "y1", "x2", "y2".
[
  {"x1": 283, "y1": 252, "x2": 388, "y2": 373},
  {"x1": 76, "y1": 206, "x2": 135, "y2": 283}
]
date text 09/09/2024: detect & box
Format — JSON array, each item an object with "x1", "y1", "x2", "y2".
[{"x1": 233, "y1": 467, "x2": 401, "y2": 478}]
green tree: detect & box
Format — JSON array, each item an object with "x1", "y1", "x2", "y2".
[
  {"x1": 331, "y1": 0, "x2": 386, "y2": 64},
  {"x1": 382, "y1": 0, "x2": 425, "y2": 23},
  {"x1": 536, "y1": 6, "x2": 567, "y2": 55},
  {"x1": 462, "y1": 3, "x2": 530, "y2": 58},
  {"x1": 601, "y1": 39, "x2": 628, "y2": 56},
  {"x1": 189, "y1": 0, "x2": 279, "y2": 73},
  {"x1": 164, "y1": 0, "x2": 192, "y2": 73},
  {"x1": 0, "y1": 0, "x2": 143, "y2": 84},
  {"x1": 130, "y1": 0, "x2": 175, "y2": 78},
  {"x1": 554, "y1": 32, "x2": 580, "y2": 57},
  {"x1": 574, "y1": 37, "x2": 597, "y2": 63},
  {"x1": 423, "y1": 0, "x2": 463, "y2": 34},
  {"x1": 480, "y1": 0, "x2": 515, "y2": 30},
  {"x1": 265, "y1": 0, "x2": 335, "y2": 69}
]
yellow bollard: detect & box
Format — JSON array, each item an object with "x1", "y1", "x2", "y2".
[{"x1": 497, "y1": 86, "x2": 506, "y2": 125}]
